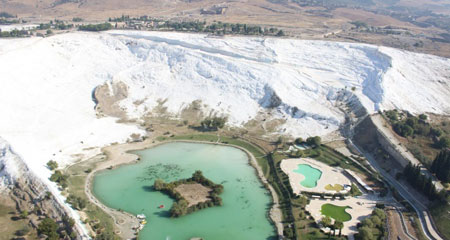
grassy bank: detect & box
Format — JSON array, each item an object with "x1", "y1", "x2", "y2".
[
  {"x1": 430, "y1": 202, "x2": 450, "y2": 240},
  {"x1": 65, "y1": 156, "x2": 118, "y2": 239}
]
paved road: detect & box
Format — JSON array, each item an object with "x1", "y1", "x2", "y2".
[
  {"x1": 371, "y1": 115, "x2": 444, "y2": 191},
  {"x1": 349, "y1": 139, "x2": 443, "y2": 240}
]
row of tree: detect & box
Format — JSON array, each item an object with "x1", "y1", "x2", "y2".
[
  {"x1": 293, "y1": 136, "x2": 321, "y2": 147},
  {"x1": 320, "y1": 216, "x2": 344, "y2": 237},
  {"x1": 49, "y1": 170, "x2": 69, "y2": 189},
  {"x1": 66, "y1": 194, "x2": 87, "y2": 210},
  {"x1": 0, "y1": 29, "x2": 30, "y2": 38},
  {"x1": 158, "y1": 21, "x2": 285, "y2": 36},
  {"x1": 154, "y1": 170, "x2": 224, "y2": 217},
  {"x1": 403, "y1": 162, "x2": 440, "y2": 200},
  {"x1": 200, "y1": 116, "x2": 227, "y2": 131},
  {"x1": 79, "y1": 23, "x2": 112, "y2": 32},
  {"x1": 430, "y1": 149, "x2": 450, "y2": 182},
  {"x1": 108, "y1": 15, "x2": 285, "y2": 36}
]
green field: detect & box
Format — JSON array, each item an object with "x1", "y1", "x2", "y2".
[
  {"x1": 430, "y1": 202, "x2": 450, "y2": 240},
  {"x1": 325, "y1": 184, "x2": 344, "y2": 192},
  {"x1": 320, "y1": 204, "x2": 352, "y2": 222}
]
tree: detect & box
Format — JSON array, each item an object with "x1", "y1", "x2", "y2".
[
  {"x1": 431, "y1": 150, "x2": 450, "y2": 182},
  {"x1": 294, "y1": 137, "x2": 303, "y2": 145},
  {"x1": 321, "y1": 216, "x2": 332, "y2": 228},
  {"x1": 20, "y1": 210, "x2": 28, "y2": 219},
  {"x1": 361, "y1": 218, "x2": 374, "y2": 228},
  {"x1": 321, "y1": 216, "x2": 332, "y2": 238},
  {"x1": 153, "y1": 179, "x2": 165, "y2": 190},
  {"x1": 419, "y1": 114, "x2": 427, "y2": 120},
  {"x1": 200, "y1": 116, "x2": 227, "y2": 130},
  {"x1": 334, "y1": 221, "x2": 344, "y2": 237},
  {"x1": 306, "y1": 136, "x2": 321, "y2": 148},
  {"x1": 37, "y1": 218, "x2": 59, "y2": 240},
  {"x1": 46, "y1": 160, "x2": 58, "y2": 170},
  {"x1": 405, "y1": 117, "x2": 418, "y2": 128},
  {"x1": 431, "y1": 128, "x2": 443, "y2": 137},
  {"x1": 66, "y1": 195, "x2": 87, "y2": 210},
  {"x1": 359, "y1": 226, "x2": 374, "y2": 240},
  {"x1": 437, "y1": 137, "x2": 450, "y2": 149},
  {"x1": 170, "y1": 200, "x2": 188, "y2": 217},
  {"x1": 276, "y1": 29, "x2": 285, "y2": 36},
  {"x1": 393, "y1": 123, "x2": 414, "y2": 137},
  {"x1": 370, "y1": 216, "x2": 382, "y2": 227},
  {"x1": 372, "y1": 208, "x2": 386, "y2": 221}
]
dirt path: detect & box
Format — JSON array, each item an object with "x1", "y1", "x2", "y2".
[
  {"x1": 83, "y1": 132, "x2": 172, "y2": 239},
  {"x1": 387, "y1": 207, "x2": 416, "y2": 240}
]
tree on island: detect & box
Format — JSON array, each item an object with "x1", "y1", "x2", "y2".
[
  {"x1": 170, "y1": 200, "x2": 188, "y2": 217},
  {"x1": 154, "y1": 179, "x2": 166, "y2": 190},
  {"x1": 153, "y1": 171, "x2": 224, "y2": 217}
]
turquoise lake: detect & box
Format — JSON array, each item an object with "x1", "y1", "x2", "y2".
[
  {"x1": 293, "y1": 164, "x2": 322, "y2": 188},
  {"x1": 93, "y1": 142, "x2": 276, "y2": 240}
]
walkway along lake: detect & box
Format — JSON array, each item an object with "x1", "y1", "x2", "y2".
[{"x1": 93, "y1": 142, "x2": 276, "y2": 239}]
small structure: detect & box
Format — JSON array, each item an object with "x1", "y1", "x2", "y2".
[{"x1": 343, "y1": 169, "x2": 374, "y2": 194}]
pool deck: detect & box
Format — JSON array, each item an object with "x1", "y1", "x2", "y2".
[
  {"x1": 280, "y1": 158, "x2": 351, "y2": 195},
  {"x1": 306, "y1": 195, "x2": 378, "y2": 236}
]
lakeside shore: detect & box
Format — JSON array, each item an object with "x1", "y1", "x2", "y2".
[{"x1": 83, "y1": 135, "x2": 283, "y2": 239}]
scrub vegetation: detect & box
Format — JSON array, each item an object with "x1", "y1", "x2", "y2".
[{"x1": 382, "y1": 110, "x2": 450, "y2": 165}]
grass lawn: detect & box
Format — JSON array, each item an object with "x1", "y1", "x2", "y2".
[
  {"x1": 430, "y1": 202, "x2": 450, "y2": 240},
  {"x1": 325, "y1": 184, "x2": 344, "y2": 192},
  {"x1": 320, "y1": 204, "x2": 352, "y2": 222},
  {"x1": 65, "y1": 157, "x2": 118, "y2": 237}
]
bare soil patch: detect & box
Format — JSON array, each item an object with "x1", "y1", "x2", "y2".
[{"x1": 175, "y1": 183, "x2": 212, "y2": 207}]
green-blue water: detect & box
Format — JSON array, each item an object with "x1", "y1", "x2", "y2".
[
  {"x1": 293, "y1": 164, "x2": 322, "y2": 188},
  {"x1": 93, "y1": 142, "x2": 275, "y2": 240}
]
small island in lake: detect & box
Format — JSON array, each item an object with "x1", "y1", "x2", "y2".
[{"x1": 153, "y1": 170, "x2": 224, "y2": 217}]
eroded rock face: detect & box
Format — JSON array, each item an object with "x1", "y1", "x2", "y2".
[
  {"x1": 259, "y1": 85, "x2": 282, "y2": 109},
  {"x1": 0, "y1": 137, "x2": 29, "y2": 190},
  {"x1": 93, "y1": 81, "x2": 129, "y2": 120}
]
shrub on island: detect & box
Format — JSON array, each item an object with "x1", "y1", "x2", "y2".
[{"x1": 153, "y1": 170, "x2": 224, "y2": 217}]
